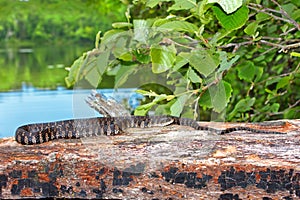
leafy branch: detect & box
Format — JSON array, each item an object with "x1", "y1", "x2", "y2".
[
  {"x1": 221, "y1": 1, "x2": 300, "y2": 53},
  {"x1": 248, "y1": 1, "x2": 300, "y2": 31},
  {"x1": 220, "y1": 37, "x2": 300, "y2": 54},
  {"x1": 66, "y1": 0, "x2": 300, "y2": 122}
]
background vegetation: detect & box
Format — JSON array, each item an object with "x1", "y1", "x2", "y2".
[
  {"x1": 66, "y1": 0, "x2": 300, "y2": 122},
  {"x1": 0, "y1": 0, "x2": 126, "y2": 45},
  {"x1": 0, "y1": 0, "x2": 126, "y2": 91}
]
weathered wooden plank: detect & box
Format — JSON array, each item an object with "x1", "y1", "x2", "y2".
[{"x1": 0, "y1": 120, "x2": 300, "y2": 199}]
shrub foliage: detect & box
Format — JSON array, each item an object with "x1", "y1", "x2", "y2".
[{"x1": 66, "y1": 0, "x2": 300, "y2": 121}]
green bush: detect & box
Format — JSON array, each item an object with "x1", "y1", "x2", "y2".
[{"x1": 66, "y1": 0, "x2": 300, "y2": 122}]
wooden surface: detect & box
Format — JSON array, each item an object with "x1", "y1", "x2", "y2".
[{"x1": 0, "y1": 120, "x2": 300, "y2": 199}]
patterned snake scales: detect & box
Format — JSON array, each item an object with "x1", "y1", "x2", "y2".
[{"x1": 15, "y1": 116, "x2": 285, "y2": 145}]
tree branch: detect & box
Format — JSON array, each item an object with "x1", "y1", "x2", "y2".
[
  {"x1": 248, "y1": 2, "x2": 300, "y2": 31},
  {"x1": 219, "y1": 37, "x2": 300, "y2": 53},
  {"x1": 270, "y1": 0, "x2": 300, "y2": 31}
]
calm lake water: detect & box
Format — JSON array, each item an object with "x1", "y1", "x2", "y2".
[
  {"x1": 0, "y1": 44, "x2": 141, "y2": 138},
  {"x1": 0, "y1": 88, "x2": 141, "y2": 138}
]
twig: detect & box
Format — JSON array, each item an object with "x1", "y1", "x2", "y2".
[
  {"x1": 260, "y1": 46, "x2": 277, "y2": 56},
  {"x1": 162, "y1": 37, "x2": 195, "y2": 50},
  {"x1": 220, "y1": 38, "x2": 300, "y2": 53},
  {"x1": 280, "y1": 42, "x2": 300, "y2": 52},
  {"x1": 257, "y1": 63, "x2": 300, "y2": 85},
  {"x1": 270, "y1": 0, "x2": 300, "y2": 31},
  {"x1": 261, "y1": 36, "x2": 282, "y2": 41},
  {"x1": 248, "y1": 4, "x2": 292, "y2": 25},
  {"x1": 248, "y1": 3, "x2": 300, "y2": 31},
  {"x1": 289, "y1": 99, "x2": 300, "y2": 110},
  {"x1": 280, "y1": 27, "x2": 297, "y2": 36},
  {"x1": 266, "y1": 97, "x2": 300, "y2": 117},
  {"x1": 219, "y1": 41, "x2": 254, "y2": 53},
  {"x1": 260, "y1": 40, "x2": 300, "y2": 52},
  {"x1": 259, "y1": 40, "x2": 284, "y2": 49}
]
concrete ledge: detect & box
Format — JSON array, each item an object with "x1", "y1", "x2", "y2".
[{"x1": 0, "y1": 120, "x2": 300, "y2": 199}]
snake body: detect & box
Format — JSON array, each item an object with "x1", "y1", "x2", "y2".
[{"x1": 15, "y1": 116, "x2": 285, "y2": 145}]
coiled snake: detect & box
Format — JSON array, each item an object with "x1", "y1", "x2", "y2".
[{"x1": 15, "y1": 116, "x2": 285, "y2": 145}]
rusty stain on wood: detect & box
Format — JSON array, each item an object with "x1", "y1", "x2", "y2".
[{"x1": 0, "y1": 119, "x2": 300, "y2": 199}]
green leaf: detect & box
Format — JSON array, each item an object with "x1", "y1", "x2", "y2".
[
  {"x1": 210, "y1": 80, "x2": 232, "y2": 113},
  {"x1": 112, "y1": 22, "x2": 133, "y2": 29},
  {"x1": 85, "y1": 67, "x2": 101, "y2": 88},
  {"x1": 228, "y1": 97, "x2": 255, "y2": 120},
  {"x1": 276, "y1": 76, "x2": 290, "y2": 91},
  {"x1": 134, "y1": 102, "x2": 155, "y2": 116},
  {"x1": 254, "y1": 67, "x2": 263, "y2": 82},
  {"x1": 291, "y1": 9, "x2": 300, "y2": 21},
  {"x1": 146, "y1": 0, "x2": 172, "y2": 8},
  {"x1": 255, "y1": 13, "x2": 270, "y2": 21},
  {"x1": 155, "y1": 99, "x2": 176, "y2": 115},
  {"x1": 170, "y1": 94, "x2": 189, "y2": 117},
  {"x1": 282, "y1": 3, "x2": 297, "y2": 17},
  {"x1": 266, "y1": 77, "x2": 281, "y2": 87},
  {"x1": 199, "y1": 89, "x2": 213, "y2": 109},
  {"x1": 101, "y1": 29, "x2": 131, "y2": 49},
  {"x1": 134, "y1": 49, "x2": 151, "y2": 64},
  {"x1": 269, "y1": 103, "x2": 280, "y2": 113},
  {"x1": 188, "y1": 49, "x2": 220, "y2": 77},
  {"x1": 291, "y1": 0, "x2": 300, "y2": 7},
  {"x1": 101, "y1": 29, "x2": 124, "y2": 44},
  {"x1": 212, "y1": 5, "x2": 249, "y2": 31},
  {"x1": 168, "y1": 0, "x2": 196, "y2": 11},
  {"x1": 221, "y1": 81, "x2": 232, "y2": 108},
  {"x1": 111, "y1": 37, "x2": 129, "y2": 58},
  {"x1": 66, "y1": 49, "x2": 110, "y2": 88},
  {"x1": 153, "y1": 17, "x2": 175, "y2": 27},
  {"x1": 65, "y1": 53, "x2": 86, "y2": 87},
  {"x1": 158, "y1": 21, "x2": 198, "y2": 33},
  {"x1": 207, "y1": 0, "x2": 243, "y2": 14},
  {"x1": 284, "y1": 107, "x2": 300, "y2": 119},
  {"x1": 261, "y1": 103, "x2": 280, "y2": 113},
  {"x1": 133, "y1": 19, "x2": 152, "y2": 43},
  {"x1": 218, "y1": 51, "x2": 240, "y2": 72},
  {"x1": 199, "y1": 80, "x2": 232, "y2": 112},
  {"x1": 291, "y1": 52, "x2": 300, "y2": 57},
  {"x1": 181, "y1": 108, "x2": 195, "y2": 119},
  {"x1": 150, "y1": 44, "x2": 177, "y2": 73},
  {"x1": 136, "y1": 89, "x2": 160, "y2": 97},
  {"x1": 253, "y1": 103, "x2": 280, "y2": 121},
  {"x1": 115, "y1": 65, "x2": 137, "y2": 88},
  {"x1": 173, "y1": 53, "x2": 189, "y2": 71},
  {"x1": 95, "y1": 31, "x2": 101, "y2": 49},
  {"x1": 244, "y1": 21, "x2": 259, "y2": 36},
  {"x1": 237, "y1": 61, "x2": 256, "y2": 82},
  {"x1": 136, "y1": 90, "x2": 175, "y2": 100},
  {"x1": 196, "y1": 1, "x2": 214, "y2": 24},
  {"x1": 82, "y1": 50, "x2": 110, "y2": 87},
  {"x1": 134, "y1": 94, "x2": 174, "y2": 115},
  {"x1": 187, "y1": 67, "x2": 202, "y2": 83},
  {"x1": 265, "y1": 88, "x2": 276, "y2": 96},
  {"x1": 96, "y1": 51, "x2": 110, "y2": 75},
  {"x1": 119, "y1": 52, "x2": 133, "y2": 61}
]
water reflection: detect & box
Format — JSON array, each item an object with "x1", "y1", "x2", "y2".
[{"x1": 0, "y1": 44, "x2": 92, "y2": 91}]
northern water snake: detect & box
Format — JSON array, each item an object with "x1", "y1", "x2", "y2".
[{"x1": 15, "y1": 116, "x2": 285, "y2": 145}]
